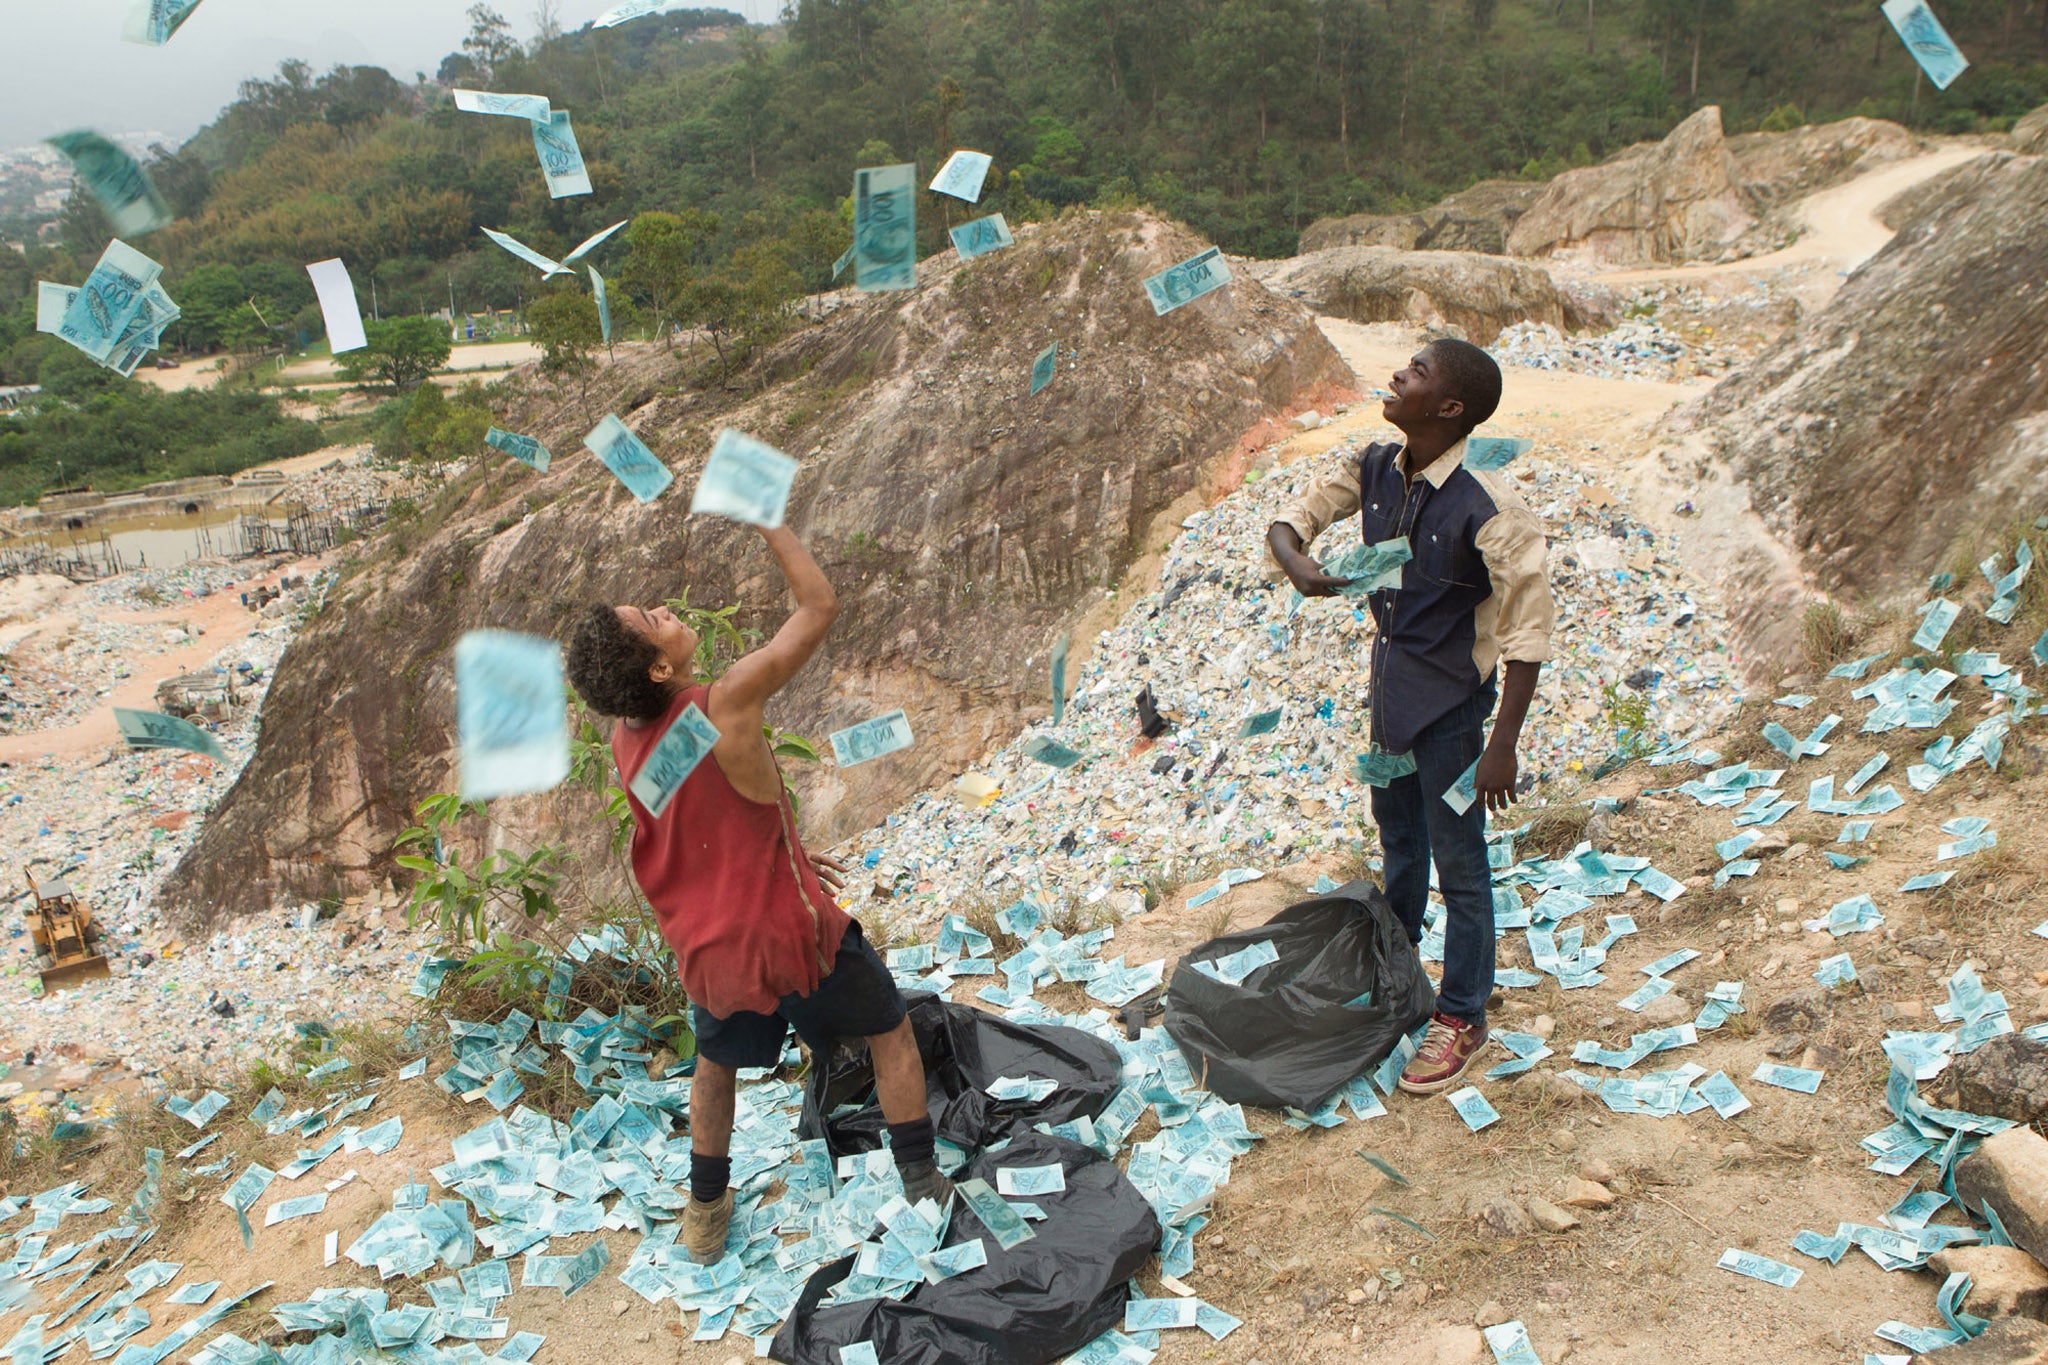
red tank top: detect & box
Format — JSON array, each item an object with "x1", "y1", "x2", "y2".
[{"x1": 612, "y1": 685, "x2": 850, "y2": 1018}]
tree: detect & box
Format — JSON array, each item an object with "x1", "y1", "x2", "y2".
[
  {"x1": 401, "y1": 382, "x2": 493, "y2": 462},
  {"x1": 335, "y1": 317, "x2": 453, "y2": 391},
  {"x1": 686, "y1": 238, "x2": 800, "y2": 375},
  {"x1": 526, "y1": 292, "x2": 601, "y2": 385},
  {"x1": 462, "y1": 5, "x2": 521, "y2": 81},
  {"x1": 621, "y1": 209, "x2": 721, "y2": 348}
]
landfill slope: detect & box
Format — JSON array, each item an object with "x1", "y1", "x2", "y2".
[
  {"x1": 157, "y1": 210, "x2": 1357, "y2": 926},
  {"x1": 1675, "y1": 151, "x2": 2048, "y2": 602}
]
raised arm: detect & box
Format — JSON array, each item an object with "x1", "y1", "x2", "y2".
[{"x1": 708, "y1": 526, "x2": 838, "y2": 725}]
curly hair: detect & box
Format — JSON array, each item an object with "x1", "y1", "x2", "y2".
[
  {"x1": 1426, "y1": 337, "x2": 1504, "y2": 433},
  {"x1": 565, "y1": 603, "x2": 674, "y2": 722}
]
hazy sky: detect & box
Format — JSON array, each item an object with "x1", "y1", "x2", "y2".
[{"x1": 1, "y1": 0, "x2": 781, "y2": 150}]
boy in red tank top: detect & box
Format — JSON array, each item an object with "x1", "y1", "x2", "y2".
[{"x1": 565, "y1": 524, "x2": 947, "y2": 1265}]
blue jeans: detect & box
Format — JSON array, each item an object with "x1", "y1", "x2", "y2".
[{"x1": 1369, "y1": 685, "x2": 1496, "y2": 1028}]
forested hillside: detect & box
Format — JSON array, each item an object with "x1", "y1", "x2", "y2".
[{"x1": 0, "y1": 0, "x2": 2044, "y2": 497}]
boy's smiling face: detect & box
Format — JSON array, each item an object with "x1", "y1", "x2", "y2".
[
  {"x1": 1382, "y1": 345, "x2": 1465, "y2": 431},
  {"x1": 615, "y1": 603, "x2": 699, "y2": 689}
]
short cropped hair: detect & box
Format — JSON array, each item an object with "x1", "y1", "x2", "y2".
[
  {"x1": 1428, "y1": 338, "x2": 1503, "y2": 432},
  {"x1": 565, "y1": 603, "x2": 673, "y2": 722}
]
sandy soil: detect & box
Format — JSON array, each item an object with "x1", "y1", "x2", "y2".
[
  {"x1": 0, "y1": 555, "x2": 328, "y2": 765},
  {"x1": 276, "y1": 340, "x2": 541, "y2": 385},
  {"x1": 1595, "y1": 144, "x2": 1994, "y2": 310},
  {"x1": 14, "y1": 148, "x2": 2041, "y2": 1365}
]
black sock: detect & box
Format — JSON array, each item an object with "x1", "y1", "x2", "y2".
[
  {"x1": 690, "y1": 1152, "x2": 731, "y2": 1204},
  {"x1": 888, "y1": 1117, "x2": 936, "y2": 1168}
]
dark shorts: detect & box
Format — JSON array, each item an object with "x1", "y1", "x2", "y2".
[{"x1": 691, "y1": 921, "x2": 907, "y2": 1070}]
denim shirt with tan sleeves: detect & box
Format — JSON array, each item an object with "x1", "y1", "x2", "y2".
[{"x1": 1274, "y1": 438, "x2": 1555, "y2": 753}]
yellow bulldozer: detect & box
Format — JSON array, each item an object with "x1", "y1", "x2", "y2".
[{"x1": 26, "y1": 868, "x2": 109, "y2": 990}]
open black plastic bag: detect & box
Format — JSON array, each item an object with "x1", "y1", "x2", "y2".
[
  {"x1": 1163, "y1": 879, "x2": 1435, "y2": 1110},
  {"x1": 798, "y1": 992, "x2": 1123, "y2": 1156},
  {"x1": 769, "y1": 1130, "x2": 1161, "y2": 1365}
]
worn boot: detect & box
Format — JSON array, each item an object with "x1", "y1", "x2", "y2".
[
  {"x1": 682, "y1": 1188, "x2": 733, "y2": 1264},
  {"x1": 899, "y1": 1159, "x2": 954, "y2": 1208}
]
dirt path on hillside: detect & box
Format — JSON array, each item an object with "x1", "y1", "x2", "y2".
[
  {"x1": 0, "y1": 556, "x2": 325, "y2": 765},
  {"x1": 1596, "y1": 144, "x2": 1994, "y2": 309}
]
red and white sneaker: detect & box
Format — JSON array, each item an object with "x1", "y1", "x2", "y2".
[{"x1": 1397, "y1": 1012, "x2": 1491, "y2": 1095}]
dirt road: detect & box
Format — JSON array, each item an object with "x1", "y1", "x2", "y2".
[{"x1": 1598, "y1": 144, "x2": 1994, "y2": 307}]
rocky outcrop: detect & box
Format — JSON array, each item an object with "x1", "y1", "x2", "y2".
[
  {"x1": 1245, "y1": 246, "x2": 1609, "y2": 345},
  {"x1": 1727, "y1": 117, "x2": 1924, "y2": 209},
  {"x1": 1298, "y1": 179, "x2": 1543, "y2": 257},
  {"x1": 2013, "y1": 102, "x2": 2048, "y2": 155},
  {"x1": 159, "y1": 211, "x2": 1356, "y2": 924},
  {"x1": 1673, "y1": 152, "x2": 2048, "y2": 601},
  {"x1": 1507, "y1": 106, "x2": 1755, "y2": 265}
]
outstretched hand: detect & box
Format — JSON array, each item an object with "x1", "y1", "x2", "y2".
[{"x1": 1278, "y1": 550, "x2": 1353, "y2": 598}]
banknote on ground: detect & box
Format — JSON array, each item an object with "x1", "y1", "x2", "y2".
[
  {"x1": 1030, "y1": 340, "x2": 1058, "y2": 396},
  {"x1": 452, "y1": 90, "x2": 553, "y2": 121},
  {"x1": 1143, "y1": 247, "x2": 1231, "y2": 315},
  {"x1": 114, "y1": 708, "x2": 226, "y2": 762},
  {"x1": 929, "y1": 149, "x2": 993, "y2": 202},
  {"x1": 950, "y1": 214, "x2": 1014, "y2": 259},
  {"x1": 46, "y1": 131, "x2": 173, "y2": 237},
  {"x1": 1883, "y1": 0, "x2": 1970, "y2": 89},
  {"x1": 123, "y1": 0, "x2": 205, "y2": 45},
  {"x1": 584, "y1": 415, "x2": 674, "y2": 502},
  {"x1": 486, "y1": 427, "x2": 551, "y2": 472},
  {"x1": 628, "y1": 702, "x2": 721, "y2": 818},
  {"x1": 306, "y1": 258, "x2": 368, "y2": 354},
  {"x1": 455, "y1": 631, "x2": 570, "y2": 801},
  {"x1": 830, "y1": 711, "x2": 913, "y2": 767},
  {"x1": 532, "y1": 111, "x2": 593, "y2": 198},
  {"x1": 853, "y1": 164, "x2": 918, "y2": 291},
  {"x1": 692, "y1": 428, "x2": 798, "y2": 528}
]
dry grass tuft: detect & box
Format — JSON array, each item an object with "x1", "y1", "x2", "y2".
[
  {"x1": 1516, "y1": 804, "x2": 1592, "y2": 860},
  {"x1": 1798, "y1": 601, "x2": 1858, "y2": 673}
]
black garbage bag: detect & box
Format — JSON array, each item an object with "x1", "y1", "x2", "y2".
[
  {"x1": 799, "y1": 993, "x2": 1122, "y2": 1157},
  {"x1": 769, "y1": 1130, "x2": 1160, "y2": 1365},
  {"x1": 1163, "y1": 879, "x2": 1435, "y2": 1110}
]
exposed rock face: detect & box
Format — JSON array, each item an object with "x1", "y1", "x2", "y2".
[
  {"x1": 1298, "y1": 179, "x2": 1544, "y2": 256},
  {"x1": 2014, "y1": 102, "x2": 2048, "y2": 155},
  {"x1": 1727, "y1": 117, "x2": 1925, "y2": 209},
  {"x1": 1947, "y1": 1034, "x2": 2048, "y2": 1127},
  {"x1": 1674, "y1": 152, "x2": 2048, "y2": 601},
  {"x1": 160, "y1": 211, "x2": 1356, "y2": 924},
  {"x1": 1507, "y1": 106, "x2": 1755, "y2": 265},
  {"x1": 1955, "y1": 1127, "x2": 2048, "y2": 1272},
  {"x1": 1245, "y1": 246, "x2": 1608, "y2": 345}
]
